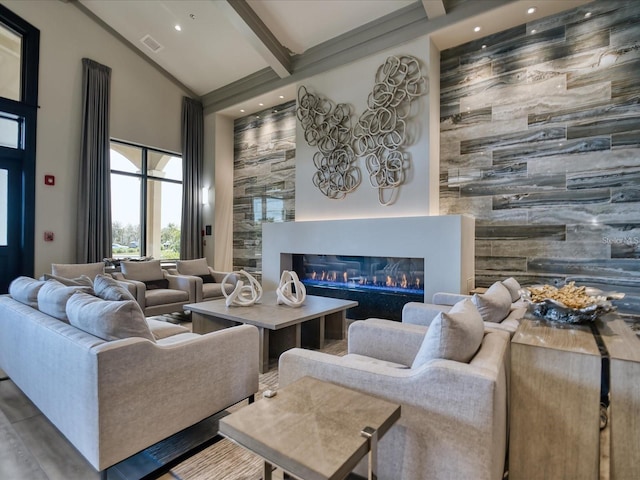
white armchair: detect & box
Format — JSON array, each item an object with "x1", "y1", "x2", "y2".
[
  {"x1": 170, "y1": 258, "x2": 237, "y2": 303},
  {"x1": 112, "y1": 260, "x2": 197, "y2": 316},
  {"x1": 279, "y1": 310, "x2": 510, "y2": 480}
]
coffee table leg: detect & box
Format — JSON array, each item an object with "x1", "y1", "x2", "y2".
[
  {"x1": 325, "y1": 310, "x2": 346, "y2": 340},
  {"x1": 361, "y1": 426, "x2": 378, "y2": 480},
  {"x1": 259, "y1": 328, "x2": 269, "y2": 374},
  {"x1": 263, "y1": 460, "x2": 273, "y2": 480}
]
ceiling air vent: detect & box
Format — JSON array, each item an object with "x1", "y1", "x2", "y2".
[{"x1": 140, "y1": 34, "x2": 164, "y2": 53}]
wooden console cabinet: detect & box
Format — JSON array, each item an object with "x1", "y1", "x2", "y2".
[
  {"x1": 509, "y1": 318, "x2": 602, "y2": 480},
  {"x1": 597, "y1": 317, "x2": 640, "y2": 480}
]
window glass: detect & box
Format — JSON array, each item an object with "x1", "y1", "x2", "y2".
[
  {"x1": 110, "y1": 173, "x2": 141, "y2": 257},
  {"x1": 0, "y1": 114, "x2": 20, "y2": 149},
  {"x1": 148, "y1": 150, "x2": 182, "y2": 181},
  {"x1": 148, "y1": 179, "x2": 182, "y2": 260},
  {"x1": 110, "y1": 141, "x2": 182, "y2": 258},
  {"x1": 0, "y1": 169, "x2": 7, "y2": 245},
  {"x1": 110, "y1": 143, "x2": 141, "y2": 173},
  {"x1": 0, "y1": 22, "x2": 22, "y2": 101}
]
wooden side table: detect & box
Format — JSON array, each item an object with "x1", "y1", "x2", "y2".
[
  {"x1": 219, "y1": 376, "x2": 400, "y2": 480},
  {"x1": 509, "y1": 318, "x2": 602, "y2": 480}
]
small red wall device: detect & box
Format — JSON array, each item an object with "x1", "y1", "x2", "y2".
[
  {"x1": 44, "y1": 231, "x2": 54, "y2": 242},
  {"x1": 44, "y1": 175, "x2": 55, "y2": 186}
]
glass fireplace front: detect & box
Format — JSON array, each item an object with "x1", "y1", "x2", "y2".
[{"x1": 292, "y1": 254, "x2": 424, "y2": 320}]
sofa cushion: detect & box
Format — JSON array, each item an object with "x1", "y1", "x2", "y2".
[
  {"x1": 411, "y1": 298, "x2": 484, "y2": 368},
  {"x1": 93, "y1": 274, "x2": 136, "y2": 302},
  {"x1": 202, "y1": 282, "x2": 234, "y2": 299},
  {"x1": 176, "y1": 258, "x2": 210, "y2": 276},
  {"x1": 121, "y1": 260, "x2": 164, "y2": 281},
  {"x1": 145, "y1": 288, "x2": 189, "y2": 307},
  {"x1": 143, "y1": 278, "x2": 170, "y2": 290},
  {"x1": 197, "y1": 273, "x2": 216, "y2": 284},
  {"x1": 37, "y1": 279, "x2": 94, "y2": 322},
  {"x1": 51, "y1": 262, "x2": 105, "y2": 280},
  {"x1": 472, "y1": 281, "x2": 513, "y2": 323},
  {"x1": 66, "y1": 291, "x2": 156, "y2": 342},
  {"x1": 146, "y1": 319, "x2": 190, "y2": 339},
  {"x1": 9, "y1": 276, "x2": 46, "y2": 308},
  {"x1": 502, "y1": 277, "x2": 522, "y2": 303},
  {"x1": 42, "y1": 273, "x2": 93, "y2": 287}
]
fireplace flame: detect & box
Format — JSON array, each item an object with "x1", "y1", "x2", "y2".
[{"x1": 401, "y1": 274, "x2": 408, "y2": 289}]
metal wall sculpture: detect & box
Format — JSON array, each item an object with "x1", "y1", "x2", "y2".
[
  {"x1": 297, "y1": 55, "x2": 427, "y2": 205},
  {"x1": 296, "y1": 86, "x2": 360, "y2": 199},
  {"x1": 354, "y1": 55, "x2": 427, "y2": 205}
]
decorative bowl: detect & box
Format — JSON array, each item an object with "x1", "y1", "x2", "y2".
[{"x1": 520, "y1": 283, "x2": 622, "y2": 324}]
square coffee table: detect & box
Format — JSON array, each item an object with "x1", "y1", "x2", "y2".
[
  {"x1": 219, "y1": 376, "x2": 401, "y2": 480},
  {"x1": 184, "y1": 292, "x2": 357, "y2": 373}
]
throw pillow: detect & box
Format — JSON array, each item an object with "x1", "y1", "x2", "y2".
[
  {"x1": 43, "y1": 273, "x2": 93, "y2": 287},
  {"x1": 66, "y1": 291, "x2": 156, "y2": 342},
  {"x1": 411, "y1": 299, "x2": 484, "y2": 368},
  {"x1": 121, "y1": 259, "x2": 164, "y2": 281},
  {"x1": 197, "y1": 273, "x2": 216, "y2": 284},
  {"x1": 37, "y1": 279, "x2": 94, "y2": 322},
  {"x1": 176, "y1": 258, "x2": 210, "y2": 276},
  {"x1": 143, "y1": 278, "x2": 170, "y2": 290},
  {"x1": 472, "y1": 281, "x2": 512, "y2": 323},
  {"x1": 93, "y1": 274, "x2": 137, "y2": 302},
  {"x1": 502, "y1": 277, "x2": 522, "y2": 303},
  {"x1": 51, "y1": 262, "x2": 105, "y2": 280},
  {"x1": 9, "y1": 276, "x2": 46, "y2": 308}
]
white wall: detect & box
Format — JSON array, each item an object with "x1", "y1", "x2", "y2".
[
  {"x1": 2, "y1": 0, "x2": 191, "y2": 277},
  {"x1": 295, "y1": 35, "x2": 437, "y2": 220}
]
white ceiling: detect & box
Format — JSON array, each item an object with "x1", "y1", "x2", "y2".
[{"x1": 76, "y1": 0, "x2": 591, "y2": 117}]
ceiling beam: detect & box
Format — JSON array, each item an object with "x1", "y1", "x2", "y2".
[
  {"x1": 421, "y1": 0, "x2": 447, "y2": 19},
  {"x1": 217, "y1": 0, "x2": 292, "y2": 78}
]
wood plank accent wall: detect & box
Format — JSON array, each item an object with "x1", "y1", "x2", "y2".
[
  {"x1": 233, "y1": 101, "x2": 296, "y2": 278},
  {"x1": 440, "y1": 0, "x2": 640, "y2": 313}
]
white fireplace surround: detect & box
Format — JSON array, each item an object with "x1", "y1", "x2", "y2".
[{"x1": 262, "y1": 215, "x2": 475, "y2": 304}]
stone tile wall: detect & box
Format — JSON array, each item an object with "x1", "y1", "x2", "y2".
[
  {"x1": 233, "y1": 101, "x2": 296, "y2": 278},
  {"x1": 440, "y1": 0, "x2": 640, "y2": 313}
]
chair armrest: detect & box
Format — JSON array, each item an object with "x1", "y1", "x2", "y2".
[
  {"x1": 209, "y1": 268, "x2": 237, "y2": 285},
  {"x1": 165, "y1": 268, "x2": 178, "y2": 275},
  {"x1": 112, "y1": 273, "x2": 146, "y2": 308},
  {"x1": 402, "y1": 302, "x2": 450, "y2": 326},
  {"x1": 431, "y1": 292, "x2": 471, "y2": 305},
  {"x1": 348, "y1": 319, "x2": 427, "y2": 366},
  {"x1": 164, "y1": 273, "x2": 198, "y2": 302}
]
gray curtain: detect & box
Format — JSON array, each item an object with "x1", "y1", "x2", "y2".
[
  {"x1": 180, "y1": 97, "x2": 204, "y2": 259},
  {"x1": 76, "y1": 58, "x2": 112, "y2": 263}
]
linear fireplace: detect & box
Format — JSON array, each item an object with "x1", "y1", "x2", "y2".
[
  {"x1": 262, "y1": 215, "x2": 475, "y2": 322},
  {"x1": 292, "y1": 254, "x2": 424, "y2": 320}
]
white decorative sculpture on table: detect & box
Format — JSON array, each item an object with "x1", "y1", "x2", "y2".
[
  {"x1": 276, "y1": 270, "x2": 307, "y2": 307},
  {"x1": 221, "y1": 270, "x2": 263, "y2": 307}
]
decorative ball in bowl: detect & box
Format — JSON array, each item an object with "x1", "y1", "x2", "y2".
[{"x1": 520, "y1": 282, "x2": 622, "y2": 324}]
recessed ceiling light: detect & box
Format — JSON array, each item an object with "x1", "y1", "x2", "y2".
[
  {"x1": 527, "y1": 7, "x2": 537, "y2": 14},
  {"x1": 585, "y1": 12, "x2": 592, "y2": 18},
  {"x1": 482, "y1": 44, "x2": 487, "y2": 49},
  {"x1": 279, "y1": 95, "x2": 284, "y2": 99},
  {"x1": 174, "y1": 25, "x2": 182, "y2": 31},
  {"x1": 259, "y1": 103, "x2": 264, "y2": 106},
  {"x1": 240, "y1": 109, "x2": 245, "y2": 113},
  {"x1": 531, "y1": 29, "x2": 537, "y2": 34},
  {"x1": 474, "y1": 26, "x2": 481, "y2": 32}
]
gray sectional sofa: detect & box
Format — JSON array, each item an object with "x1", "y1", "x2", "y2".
[{"x1": 0, "y1": 276, "x2": 259, "y2": 476}]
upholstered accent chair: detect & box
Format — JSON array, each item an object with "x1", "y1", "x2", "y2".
[
  {"x1": 279, "y1": 304, "x2": 510, "y2": 480},
  {"x1": 169, "y1": 258, "x2": 237, "y2": 302},
  {"x1": 112, "y1": 260, "x2": 197, "y2": 316},
  {"x1": 45, "y1": 262, "x2": 137, "y2": 297},
  {"x1": 402, "y1": 277, "x2": 526, "y2": 336}
]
